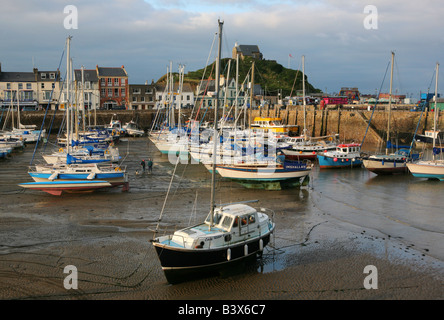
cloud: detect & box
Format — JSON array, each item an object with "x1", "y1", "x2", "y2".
[{"x1": 0, "y1": 0, "x2": 443, "y2": 97}]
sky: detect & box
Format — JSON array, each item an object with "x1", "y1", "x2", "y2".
[{"x1": 1, "y1": 0, "x2": 444, "y2": 100}]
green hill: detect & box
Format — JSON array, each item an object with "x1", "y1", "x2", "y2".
[{"x1": 158, "y1": 57, "x2": 321, "y2": 97}]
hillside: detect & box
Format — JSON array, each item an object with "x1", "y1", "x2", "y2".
[{"x1": 158, "y1": 57, "x2": 321, "y2": 97}]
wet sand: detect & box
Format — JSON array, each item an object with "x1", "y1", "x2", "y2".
[{"x1": 0, "y1": 138, "x2": 442, "y2": 300}]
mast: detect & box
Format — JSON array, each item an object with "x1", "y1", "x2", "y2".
[
  {"x1": 235, "y1": 51, "x2": 239, "y2": 127},
  {"x1": 17, "y1": 89, "x2": 20, "y2": 129},
  {"x1": 66, "y1": 36, "x2": 71, "y2": 154},
  {"x1": 433, "y1": 62, "x2": 439, "y2": 161},
  {"x1": 386, "y1": 51, "x2": 394, "y2": 155},
  {"x1": 302, "y1": 55, "x2": 307, "y2": 139},
  {"x1": 249, "y1": 60, "x2": 255, "y2": 130},
  {"x1": 81, "y1": 65, "x2": 86, "y2": 132},
  {"x1": 210, "y1": 20, "x2": 223, "y2": 229}
]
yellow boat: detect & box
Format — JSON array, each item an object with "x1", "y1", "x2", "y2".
[{"x1": 250, "y1": 117, "x2": 299, "y2": 134}]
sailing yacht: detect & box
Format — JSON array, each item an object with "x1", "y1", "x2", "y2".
[
  {"x1": 362, "y1": 52, "x2": 417, "y2": 175},
  {"x1": 20, "y1": 36, "x2": 129, "y2": 194},
  {"x1": 407, "y1": 62, "x2": 444, "y2": 181},
  {"x1": 151, "y1": 21, "x2": 275, "y2": 284},
  {"x1": 281, "y1": 55, "x2": 338, "y2": 160}
]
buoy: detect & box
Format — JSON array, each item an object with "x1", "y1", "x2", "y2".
[
  {"x1": 227, "y1": 248, "x2": 231, "y2": 261},
  {"x1": 334, "y1": 157, "x2": 338, "y2": 162},
  {"x1": 244, "y1": 244, "x2": 248, "y2": 256},
  {"x1": 259, "y1": 239, "x2": 264, "y2": 251}
]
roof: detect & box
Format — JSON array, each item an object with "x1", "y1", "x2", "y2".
[
  {"x1": 37, "y1": 71, "x2": 60, "y2": 81},
  {"x1": 219, "y1": 203, "x2": 257, "y2": 217},
  {"x1": 0, "y1": 72, "x2": 36, "y2": 82},
  {"x1": 74, "y1": 69, "x2": 98, "y2": 82},
  {"x1": 237, "y1": 45, "x2": 261, "y2": 56},
  {"x1": 156, "y1": 82, "x2": 194, "y2": 93},
  {"x1": 97, "y1": 66, "x2": 127, "y2": 77}
]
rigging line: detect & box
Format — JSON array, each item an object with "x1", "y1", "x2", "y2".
[
  {"x1": 153, "y1": 155, "x2": 181, "y2": 239},
  {"x1": 360, "y1": 59, "x2": 391, "y2": 146},
  {"x1": 30, "y1": 48, "x2": 66, "y2": 165},
  {"x1": 289, "y1": 59, "x2": 302, "y2": 98},
  {"x1": 43, "y1": 70, "x2": 67, "y2": 154},
  {"x1": 189, "y1": 32, "x2": 218, "y2": 121}
]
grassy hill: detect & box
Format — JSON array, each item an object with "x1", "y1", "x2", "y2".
[{"x1": 157, "y1": 57, "x2": 321, "y2": 97}]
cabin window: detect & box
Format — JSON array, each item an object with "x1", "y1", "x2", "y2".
[
  {"x1": 205, "y1": 212, "x2": 222, "y2": 224},
  {"x1": 221, "y1": 216, "x2": 233, "y2": 229}
]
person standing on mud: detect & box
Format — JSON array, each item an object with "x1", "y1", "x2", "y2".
[
  {"x1": 147, "y1": 158, "x2": 153, "y2": 173},
  {"x1": 141, "y1": 159, "x2": 146, "y2": 172}
]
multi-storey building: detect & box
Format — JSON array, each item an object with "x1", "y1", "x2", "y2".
[
  {"x1": 155, "y1": 82, "x2": 194, "y2": 110},
  {"x1": 73, "y1": 68, "x2": 100, "y2": 111},
  {"x1": 129, "y1": 82, "x2": 156, "y2": 110},
  {"x1": 0, "y1": 63, "x2": 62, "y2": 111},
  {"x1": 96, "y1": 65, "x2": 129, "y2": 109},
  {"x1": 36, "y1": 69, "x2": 62, "y2": 110}
]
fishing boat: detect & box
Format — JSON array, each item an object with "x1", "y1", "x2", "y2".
[
  {"x1": 317, "y1": 143, "x2": 362, "y2": 169},
  {"x1": 415, "y1": 129, "x2": 443, "y2": 149},
  {"x1": 123, "y1": 120, "x2": 144, "y2": 137},
  {"x1": 18, "y1": 180, "x2": 112, "y2": 196},
  {"x1": 250, "y1": 117, "x2": 298, "y2": 135},
  {"x1": 151, "y1": 21, "x2": 275, "y2": 284},
  {"x1": 282, "y1": 135, "x2": 338, "y2": 160},
  {"x1": 407, "y1": 62, "x2": 444, "y2": 181},
  {"x1": 207, "y1": 158, "x2": 312, "y2": 190}
]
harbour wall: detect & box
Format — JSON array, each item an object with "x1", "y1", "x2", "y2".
[{"x1": 3, "y1": 106, "x2": 442, "y2": 148}]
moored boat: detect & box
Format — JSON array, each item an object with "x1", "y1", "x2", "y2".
[
  {"x1": 18, "y1": 180, "x2": 112, "y2": 196},
  {"x1": 317, "y1": 143, "x2": 362, "y2": 168}
]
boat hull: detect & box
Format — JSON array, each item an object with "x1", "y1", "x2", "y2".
[
  {"x1": 152, "y1": 232, "x2": 272, "y2": 284},
  {"x1": 407, "y1": 161, "x2": 444, "y2": 181},
  {"x1": 18, "y1": 180, "x2": 112, "y2": 196},
  {"x1": 317, "y1": 155, "x2": 362, "y2": 168},
  {"x1": 362, "y1": 157, "x2": 407, "y2": 174}
]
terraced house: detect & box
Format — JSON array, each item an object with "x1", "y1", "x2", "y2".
[
  {"x1": 97, "y1": 65, "x2": 129, "y2": 110},
  {"x1": 0, "y1": 63, "x2": 62, "y2": 111}
]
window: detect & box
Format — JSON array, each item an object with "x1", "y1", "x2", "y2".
[
  {"x1": 121, "y1": 89, "x2": 125, "y2": 97},
  {"x1": 140, "y1": 96, "x2": 145, "y2": 102},
  {"x1": 121, "y1": 78, "x2": 126, "y2": 86},
  {"x1": 22, "y1": 91, "x2": 33, "y2": 100},
  {"x1": 41, "y1": 83, "x2": 45, "y2": 89},
  {"x1": 108, "y1": 88, "x2": 112, "y2": 97},
  {"x1": 26, "y1": 83, "x2": 32, "y2": 90},
  {"x1": 49, "y1": 73, "x2": 55, "y2": 79},
  {"x1": 101, "y1": 89, "x2": 105, "y2": 97},
  {"x1": 221, "y1": 216, "x2": 233, "y2": 229},
  {"x1": 41, "y1": 73, "x2": 46, "y2": 79},
  {"x1": 101, "y1": 78, "x2": 106, "y2": 86},
  {"x1": 114, "y1": 88, "x2": 119, "y2": 96},
  {"x1": 114, "y1": 78, "x2": 119, "y2": 86},
  {"x1": 6, "y1": 83, "x2": 11, "y2": 89},
  {"x1": 108, "y1": 78, "x2": 112, "y2": 86},
  {"x1": 132, "y1": 96, "x2": 137, "y2": 102},
  {"x1": 18, "y1": 83, "x2": 23, "y2": 89},
  {"x1": 43, "y1": 91, "x2": 52, "y2": 100},
  {"x1": 84, "y1": 81, "x2": 90, "y2": 89}
]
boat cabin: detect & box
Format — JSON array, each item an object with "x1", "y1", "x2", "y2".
[
  {"x1": 326, "y1": 143, "x2": 362, "y2": 159},
  {"x1": 168, "y1": 204, "x2": 265, "y2": 250},
  {"x1": 205, "y1": 204, "x2": 258, "y2": 234}
]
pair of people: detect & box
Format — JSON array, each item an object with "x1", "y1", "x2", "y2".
[{"x1": 141, "y1": 158, "x2": 153, "y2": 173}]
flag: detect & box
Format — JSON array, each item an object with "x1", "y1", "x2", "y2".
[{"x1": 289, "y1": 54, "x2": 293, "y2": 58}]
